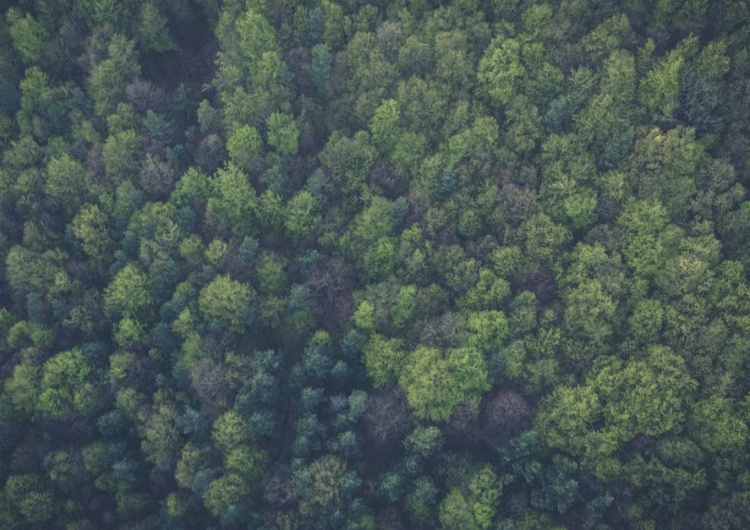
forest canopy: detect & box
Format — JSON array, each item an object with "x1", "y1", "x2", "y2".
[{"x1": 2, "y1": 0, "x2": 750, "y2": 528}]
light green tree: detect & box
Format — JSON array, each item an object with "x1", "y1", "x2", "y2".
[
  {"x1": 266, "y1": 112, "x2": 299, "y2": 156},
  {"x1": 104, "y1": 263, "x2": 152, "y2": 319},
  {"x1": 369, "y1": 99, "x2": 400, "y2": 155},
  {"x1": 439, "y1": 465, "x2": 501, "y2": 530},
  {"x1": 363, "y1": 333, "x2": 406, "y2": 389},
  {"x1": 38, "y1": 348, "x2": 101, "y2": 418},
  {"x1": 72, "y1": 204, "x2": 115, "y2": 263},
  {"x1": 89, "y1": 35, "x2": 140, "y2": 116},
  {"x1": 208, "y1": 163, "x2": 258, "y2": 235},
  {"x1": 199, "y1": 275, "x2": 253, "y2": 332},
  {"x1": 137, "y1": 3, "x2": 176, "y2": 53},
  {"x1": 7, "y1": 9, "x2": 48, "y2": 64},
  {"x1": 285, "y1": 190, "x2": 320, "y2": 243},
  {"x1": 477, "y1": 37, "x2": 524, "y2": 109},
  {"x1": 45, "y1": 155, "x2": 95, "y2": 214},
  {"x1": 400, "y1": 346, "x2": 490, "y2": 422},
  {"x1": 227, "y1": 124, "x2": 262, "y2": 171}
]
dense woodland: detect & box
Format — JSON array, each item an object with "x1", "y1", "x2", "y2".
[{"x1": 1, "y1": 0, "x2": 750, "y2": 528}]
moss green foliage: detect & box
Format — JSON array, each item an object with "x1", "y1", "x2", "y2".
[
  {"x1": 1, "y1": 0, "x2": 750, "y2": 528},
  {"x1": 400, "y1": 346, "x2": 490, "y2": 422}
]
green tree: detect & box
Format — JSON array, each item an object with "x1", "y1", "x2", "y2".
[
  {"x1": 520, "y1": 213, "x2": 572, "y2": 264},
  {"x1": 137, "y1": 3, "x2": 176, "y2": 53},
  {"x1": 305, "y1": 44, "x2": 333, "y2": 95},
  {"x1": 465, "y1": 310, "x2": 510, "y2": 355},
  {"x1": 370, "y1": 98, "x2": 400, "y2": 155},
  {"x1": 266, "y1": 112, "x2": 299, "y2": 156},
  {"x1": 213, "y1": 410, "x2": 252, "y2": 454},
  {"x1": 691, "y1": 396, "x2": 748, "y2": 456},
  {"x1": 285, "y1": 190, "x2": 320, "y2": 243},
  {"x1": 104, "y1": 263, "x2": 152, "y2": 319},
  {"x1": 478, "y1": 37, "x2": 524, "y2": 109},
  {"x1": 141, "y1": 403, "x2": 181, "y2": 470},
  {"x1": 89, "y1": 35, "x2": 141, "y2": 116},
  {"x1": 627, "y1": 126, "x2": 704, "y2": 218},
  {"x1": 199, "y1": 275, "x2": 254, "y2": 332},
  {"x1": 564, "y1": 280, "x2": 617, "y2": 347},
  {"x1": 537, "y1": 385, "x2": 603, "y2": 459},
  {"x1": 208, "y1": 163, "x2": 258, "y2": 235},
  {"x1": 226, "y1": 124, "x2": 262, "y2": 171},
  {"x1": 256, "y1": 250, "x2": 287, "y2": 295},
  {"x1": 3, "y1": 474, "x2": 56, "y2": 526},
  {"x1": 236, "y1": 7, "x2": 281, "y2": 77},
  {"x1": 617, "y1": 198, "x2": 677, "y2": 279},
  {"x1": 5, "y1": 358, "x2": 41, "y2": 416},
  {"x1": 363, "y1": 333, "x2": 406, "y2": 389},
  {"x1": 439, "y1": 465, "x2": 501, "y2": 530},
  {"x1": 592, "y1": 346, "x2": 698, "y2": 444},
  {"x1": 6, "y1": 9, "x2": 48, "y2": 64},
  {"x1": 38, "y1": 348, "x2": 101, "y2": 418},
  {"x1": 298, "y1": 454, "x2": 352, "y2": 525},
  {"x1": 45, "y1": 155, "x2": 95, "y2": 214},
  {"x1": 72, "y1": 204, "x2": 116, "y2": 263},
  {"x1": 400, "y1": 346, "x2": 490, "y2": 422},
  {"x1": 319, "y1": 131, "x2": 377, "y2": 198},
  {"x1": 203, "y1": 473, "x2": 250, "y2": 519},
  {"x1": 102, "y1": 128, "x2": 143, "y2": 182}
]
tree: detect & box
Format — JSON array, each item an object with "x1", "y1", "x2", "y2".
[
  {"x1": 592, "y1": 346, "x2": 697, "y2": 444},
  {"x1": 439, "y1": 488, "x2": 478, "y2": 530},
  {"x1": 105, "y1": 263, "x2": 152, "y2": 319},
  {"x1": 297, "y1": 454, "x2": 351, "y2": 524},
  {"x1": 362, "y1": 333, "x2": 406, "y2": 389},
  {"x1": 102, "y1": 128, "x2": 143, "y2": 182},
  {"x1": 536, "y1": 385, "x2": 602, "y2": 459},
  {"x1": 465, "y1": 310, "x2": 510, "y2": 355},
  {"x1": 363, "y1": 387, "x2": 412, "y2": 452},
  {"x1": 6, "y1": 9, "x2": 48, "y2": 65},
  {"x1": 208, "y1": 163, "x2": 258, "y2": 235},
  {"x1": 266, "y1": 112, "x2": 299, "y2": 156},
  {"x1": 690, "y1": 396, "x2": 748, "y2": 456},
  {"x1": 285, "y1": 190, "x2": 320, "y2": 243},
  {"x1": 439, "y1": 465, "x2": 501, "y2": 530},
  {"x1": 5, "y1": 358, "x2": 41, "y2": 416},
  {"x1": 199, "y1": 275, "x2": 254, "y2": 332},
  {"x1": 477, "y1": 37, "x2": 524, "y2": 109},
  {"x1": 88, "y1": 35, "x2": 140, "y2": 116},
  {"x1": 519, "y1": 213, "x2": 572, "y2": 264},
  {"x1": 564, "y1": 280, "x2": 616, "y2": 349},
  {"x1": 137, "y1": 3, "x2": 175, "y2": 53},
  {"x1": 213, "y1": 410, "x2": 252, "y2": 454},
  {"x1": 226, "y1": 124, "x2": 262, "y2": 171},
  {"x1": 235, "y1": 7, "x2": 281, "y2": 79},
  {"x1": 38, "y1": 348, "x2": 101, "y2": 418},
  {"x1": 629, "y1": 298, "x2": 665, "y2": 344},
  {"x1": 203, "y1": 473, "x2": 250, "y2": 520},
  {"x1": 581, "y1": 14, "x2": 632, "y2": 64},
  {"x1": 256, "y1": 250, "x2": 287, "y2": 295},
  {"x1": 45, "y1": 155, "x2": 95, "y2": 213},
  {"x1": 305, "y1": 44, "x2": 333, "y2": 96},
  {"x1": 400, "y1": 346, "x2": 490, "y2": 422},
  {"x1": 72, "y1": 204, "x2": 116, "y2": 263},
  {"x1": 3, "y1": 474, "x2": 56, "y2": 526},
  {"x1": 369, "y1": 99, "x2": 400, "y2": 155},
  {"x1": 617, "y1": 198, "x2": 675, "y2": 279},
  {"x1": 627, "y1": 126, "x2": 705, "y2": 218},
  {"x1": 141, "y1": 403, "x2": 181, "y2": 471},
  {"x1": 319, "y1": 131, "x2": 377, "y2": 198},
  {"x1": 481, "y1": 390, "x2": 532, "y2": 448}
]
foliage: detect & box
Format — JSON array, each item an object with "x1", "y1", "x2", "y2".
[
  {"x1": 400, "y1": 346, "x2": 490, "y2": 422},
  {"x1": 0, "y1": 0, "x2": 748, "y2": 528}
]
